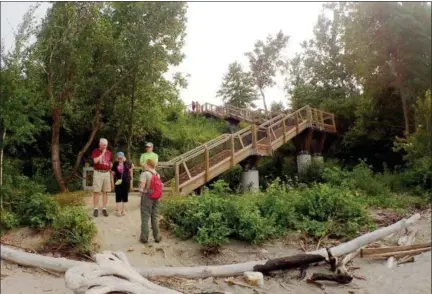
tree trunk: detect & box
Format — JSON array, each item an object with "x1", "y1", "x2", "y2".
[
  {"x1": 1, "y1": 213, "x2": 421, "y2": 279},
  {"x1": 0, "y1": 128, "x2": 5, "y2": 209},
  {"x1": 66, "y1": 78, "x2": 126, "y2": 184},
  {"x1": 126, "y1": 78, "x2": 136, "y2": 160},
  {"x1": 400, "y1": 87, "x2": 410, "y2": 136},
  {"x1": 259, "y1": 88, "x2": 268, "y2": 114},
  {"x1": 66, "y1": 103, "x2": 102, "y2": 185},
  {"x1": 51, "y1": 106, "x2": 68, "y2": 193}
]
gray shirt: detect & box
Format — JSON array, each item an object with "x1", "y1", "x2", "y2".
[{"x1": 139, "y1": 170, "x2": 159, "y2": 190}]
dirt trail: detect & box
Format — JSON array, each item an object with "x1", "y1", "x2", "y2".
[{"x1": 1, "y1": 194, "x2": 431, "y2": 294}]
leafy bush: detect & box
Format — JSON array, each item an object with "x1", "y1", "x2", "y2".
[
  {"x1": 296, "y1": 184, "x2": 372, "y2": 238},
  {"x1": 162, "y1": 180, "x2": 373, "y2": 248},
  {"x1": 49, "y1": 206, "x2": 97, "y2": 254},
  {"x1": 52, "y1": 191, "x2": 89, "y2": 207},
  {"x1": 12, "y1": 192, "x2": 59, "y2": 229},
  {"x1": 0, "y1": 210, "x2": 20, "y2": 234}
]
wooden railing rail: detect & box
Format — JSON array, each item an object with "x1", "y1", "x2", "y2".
[{"x1": 83, "y1": 104, "x2": 336, "y2": 194}]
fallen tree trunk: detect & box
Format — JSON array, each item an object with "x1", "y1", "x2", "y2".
[
  {"x1": 65, "y1": 251, "x2": 181, "y2": 294},
  {"x1": 1, "y1": 213, "x2": 421, "y2": 279}
]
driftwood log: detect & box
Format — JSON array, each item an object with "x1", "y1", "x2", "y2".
[
  {"x1": 0, "y1": 213, "x2": 421, "y2": 280},
  {"x1": 65, "y1": 251, "x2": 181, "y2": 294}
]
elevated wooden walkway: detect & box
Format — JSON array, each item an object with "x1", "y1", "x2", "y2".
[
  {"x1": 188, "y1": 102, "x2": 284, "y2": 124},
  {"x1": 158, "y1": 104, "x2": 336, "y2": 195},
  {"x1": 82, "y1": 104, "x2": 336, "y2": 195}
]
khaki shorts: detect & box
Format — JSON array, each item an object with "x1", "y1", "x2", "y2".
[{"x1": 93, "y1": 170, "x2": 111, "y2": 193}]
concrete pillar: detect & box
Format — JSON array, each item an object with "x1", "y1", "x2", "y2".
[
  {"x1": 312, "y1": 153, "x2": 324, "y2": 167},
  {"x1": 297, "y1": 151, "x2": 312, "y2": 175},
  {"x1": 241, "y1": 170, "x2": 259, "y2": 192}
]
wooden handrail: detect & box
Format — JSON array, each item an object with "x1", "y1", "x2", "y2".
[{"x1": 82, "y1": 104, "x2": 336, "y2": 194}]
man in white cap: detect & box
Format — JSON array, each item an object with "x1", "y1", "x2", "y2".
[
  {"x1": 139, "y1": 142, "x2": 158, "y2": 169},
  {"x1": 91, "y1": 138, "x2": 113, "y2": 217}
]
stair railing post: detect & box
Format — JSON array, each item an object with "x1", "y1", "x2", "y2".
[
  {"x1": 331, "y1": 114, "x2": 336, "y2": 132},
  {"x1": 230, "y1": 134, "x2": 235, "y2": 168},
  {"x1": 307, "y1": 106, "x2": 313, "y2": 127},
  {"x1": 205, "y1": 147, "x2": 210, "y2": 182},
  {"x1": 175, "y1": 163, "x2": 180, "y2": 193},
  {"x1": 282, "y1": 116, "x2": 287, "y2": 143},
  {"x1": 266, "y1": 128, "x2": 272, "y2": 154},
  {"x1": 252, "y1": 124, "x2": 257, "y2": 150},
  {"x1": 319, "y1": 110, "x2": 324, "y2": 130}
]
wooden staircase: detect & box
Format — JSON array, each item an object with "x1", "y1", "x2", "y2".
[
  {"x1": 187, "y1": 102, "x2": 284, "y2": 124},
  {"x1": 158, "y1": 104, "x2": 336, "y2": 196}
]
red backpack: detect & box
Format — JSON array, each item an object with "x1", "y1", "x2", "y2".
[{"x1": 146, "y1": 171, "x2": 163, "y2": 200}]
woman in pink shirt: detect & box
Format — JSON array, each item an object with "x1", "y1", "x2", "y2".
[{"x1": 111, "y1": 152, "x2": 133, "y2": 216}]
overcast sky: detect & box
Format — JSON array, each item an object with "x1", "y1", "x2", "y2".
[{"x1": 1, "y1": 1, "x2": 324, "y2": 108}]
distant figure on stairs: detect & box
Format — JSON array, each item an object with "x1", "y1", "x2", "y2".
[{"x1": 191, "y1": 101, "x2": 196, "y2": 112}]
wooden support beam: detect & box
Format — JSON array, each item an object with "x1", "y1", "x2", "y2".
[
  {"x1": 305, "y1": 128, "x2": 313, "y2": 153},
  {"x1": 175, "y1": 163, "x2": 180, "y2": 193},
  {"x1": 230, "y1": 135, "x2": 235, "y2": 168},
  {"x1": 319, "y1": 111, "x2": 324, "y2": 130},
  {"x1": 282, "y1": 118, "x2": 287, "y2": 143},
  {"x1": 295, "y1": 113, "x2": 299, "y2": 135},
  {"x1": 266, "y1": 128, "x2": 272, "y2": 154},
  {"x1": 238, "y1": 135, "x2": 245, "y2": 148},
  {"x1": 251, "y1": 124, "x2": 257, "y2": 149},
  {"x1": 317, "y1": 132, "x2": 327, "y2": 154},
  {"x1": 183, "y1": 162, "x2": 192, "y2": 179},
  {"x1": 205, "y1": 147, "x2": 210, "y2": 182}
]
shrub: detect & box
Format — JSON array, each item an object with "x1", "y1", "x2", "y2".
[
  {"x1": 162, "y1": 179, "x2": 373, "y2": 247},
  {"x1": 295, "y1": 184, "x2": 372, "y2": 238},
  {"x1": 0, "y1": 209, "x2": 20, "y2": 234},
  {"x1": 49, "y1": 206, "x2": 97, "y2": 255},
  {"x1": 12, "y1": 192, "x2": 59, "y2": 229},
  {"x1": 52, "y1": 191, "x2": 89, "y2": 207}
]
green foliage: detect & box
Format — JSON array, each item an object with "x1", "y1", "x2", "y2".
[
  {"x1": 394, "y1": 90, "x2": 432, "y2": 196},
  {"x1": 296, "y1": 184, "x2": 371, "y2": 238},
  {"x1": 322, "y1": 161, "x2": 428, "y2": 208},
  {"x1": 0, "y1": 210, "x2": 20, "y2": 235},
  {"x1": 49, "y1": 206, "x2": 97, "y2": 254},
  {"x1": 217, "y1": 62, "x2": 258, "y2": 108},
  {"x1": 1, "y1": 160, "x2": 96, "y2": 255},
  {"x1": 246, "y1": 30, "x2": 289, "y2": 112},
  {"x1": 52, "y1": 191, "x2": 89, "y2": 207},
  {"x1": 13, "y1": 193, "x2": 59, "y2": 229},
  {"x1": 162, "y1": 179, "x2": 374, "y2": 248}
]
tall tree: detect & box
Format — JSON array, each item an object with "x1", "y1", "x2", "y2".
[
  {"x1": 216, "y1": 61, "x2": 258, "y2": 108},
  {"x1": 0, "y1": 6, "x2": 45, "y2": 192},
  {"x1": 344, "y1": 2, "x2": 432, "y2": 135},
  {"x1": 109, "y1": 2, "x2": 187, "y2": 158},
  {"x1": 245, "y1": 31, "x2": 289, "y2": 113},
  {"x1": 35, "y1": 2, "x2": 109, "y2": 192}
]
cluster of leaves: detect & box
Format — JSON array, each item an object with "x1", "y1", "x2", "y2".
[
  {"x1": 320, "y1": 162, "x2": 428, "y2": 209},
  {"x1": 1, "y1": 160, "x2": 96, "y2": 255},
  {"x1": 287, "y1": 2, "x2": 431, "y2": 172},
  {"x1": 162, "y1": 179, "x2": 373, "y2": 248}
]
